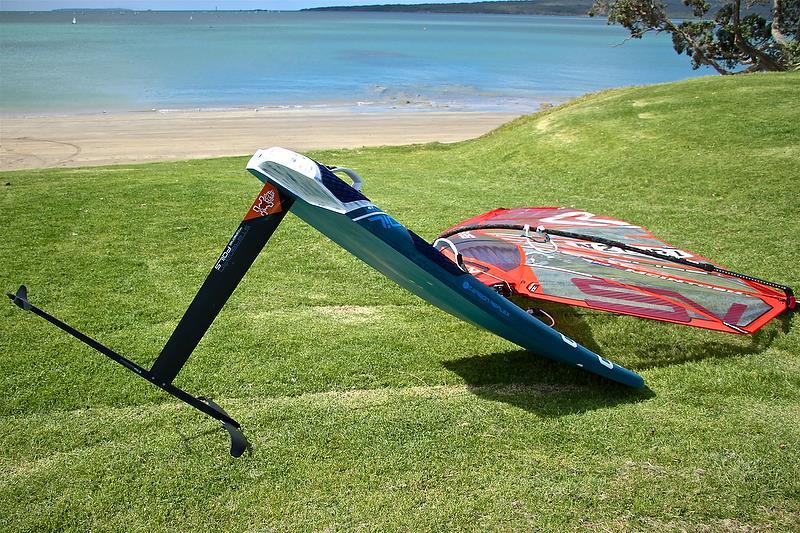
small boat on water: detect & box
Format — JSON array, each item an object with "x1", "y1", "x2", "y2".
[{"x1": 72, "y1": 17, "x2": 77, "y2": 24}]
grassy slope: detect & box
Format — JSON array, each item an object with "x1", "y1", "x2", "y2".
[{"x1": 1, "y1": 73, "x2": 798, "y2": 531}]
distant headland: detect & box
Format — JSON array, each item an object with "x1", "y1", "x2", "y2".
[{"x1": 303, "y1": 0, "x2": 710, "y2": 18}]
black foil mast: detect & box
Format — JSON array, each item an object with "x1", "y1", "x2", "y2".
[{"x1": 7, "y1": 182, "x2": 293, "y2": 457}]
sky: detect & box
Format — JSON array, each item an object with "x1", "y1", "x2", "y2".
[{"x1": 0, "y1": 0, "x2": 464, "y2": 10}]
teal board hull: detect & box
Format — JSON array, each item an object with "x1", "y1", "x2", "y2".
[{"x1": 247, "y1": 149, "x2": 644, "y2": 388}]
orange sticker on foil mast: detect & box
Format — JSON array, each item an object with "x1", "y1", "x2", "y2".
[{"x1": 244, "y1": 182, "x2": 282, "y2": 220}]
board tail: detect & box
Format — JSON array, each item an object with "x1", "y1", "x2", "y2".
[{"x1": 7, "y1": 182, "x2": 293, "y2": 456}]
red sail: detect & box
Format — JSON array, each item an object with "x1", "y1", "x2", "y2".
[{"x1": 435, "y1": 208, "x2": 792, "y2": 334}]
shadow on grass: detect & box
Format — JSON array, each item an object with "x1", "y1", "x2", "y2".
[
  {"x1": 510, "y1": 298, "x2": 786, "y2": 371},
  {"x1": 443, "y1": 302, "x2": 788, "y2": 416},
  {"x1": 623, "y1": 324, "x2": 783, "y2": 370},
  {"x1": 443, "y1": 350, "x2": 653, "y2": 417}
]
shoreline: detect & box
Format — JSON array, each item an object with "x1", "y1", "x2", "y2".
[
  {"x1": 0, "y1": 88, "x2": 556, "y2": 119},
  {"x1": 0, "y1": 107, "x2": 523, "y2": 171}
]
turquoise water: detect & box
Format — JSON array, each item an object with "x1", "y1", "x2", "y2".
[{"x1": 0, "y1": 10, "x2": 709, "y2": 114}]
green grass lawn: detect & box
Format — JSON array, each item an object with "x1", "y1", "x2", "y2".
[{"x1": 1, "y1": 72, "x2": 798, "y2": 531}]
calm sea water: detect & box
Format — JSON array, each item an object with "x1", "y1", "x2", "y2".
[{"x1": 0, "y1": 10, "x2": 709, "y2": 114}]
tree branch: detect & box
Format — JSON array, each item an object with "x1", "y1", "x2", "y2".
[
  {"x1": 663, "y1": 18, "x2": 732, "y2": 74},
  {"x1": 771, "y1": 0, "x2": 789, "y2": 45},
  {"x1": 731, "y1": 0, "x2": 784, "y2": 71}
]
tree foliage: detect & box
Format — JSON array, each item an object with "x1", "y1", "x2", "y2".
[{"x1": 591, "y1": 0, "x2": 800, "y2": 73}]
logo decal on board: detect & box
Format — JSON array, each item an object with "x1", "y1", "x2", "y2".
[
  {"x1": 560, "y1": 334, "x2": 578, "y2": 348},
  {"x1": 461, "y1": 280, "x2": 510, "y2": 317},
  {"x1": 244, "y1": 183, "x2": 282, "y2": 220},
  {"x1": 597, "y1": 355, "x2": 614, "y2": 369}
]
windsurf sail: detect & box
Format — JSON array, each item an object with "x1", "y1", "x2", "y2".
[{"x1": 435, "y1": 208, "x2": 795, "y2": 335}]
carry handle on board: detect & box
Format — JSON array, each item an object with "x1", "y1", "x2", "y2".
[{"x1": 7, "y1": 181, "x2": 294, "y2": 457}]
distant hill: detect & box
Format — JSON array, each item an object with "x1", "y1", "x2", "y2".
[
  {"x1": 305, "y1": 0, "x2": 763, "y2": 18},
  {"x1": 306, "y1": 1, "x2": 598, "y2": 16}
]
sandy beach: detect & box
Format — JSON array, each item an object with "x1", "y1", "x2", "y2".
[{"x1": 0, "y1": 109, "x2": 521, "y2": 171}]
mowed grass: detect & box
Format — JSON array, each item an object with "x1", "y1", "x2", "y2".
[{"x1": 1, "y1": 73, "x2": 798, "y2": 531}]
